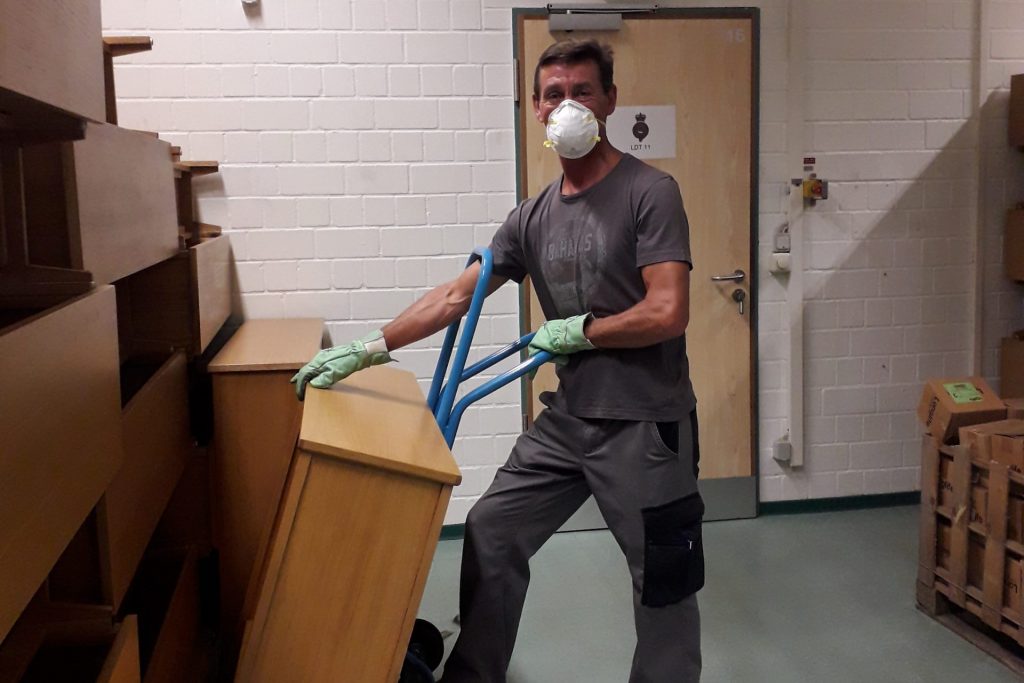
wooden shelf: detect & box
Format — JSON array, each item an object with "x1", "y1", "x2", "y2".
[
  {"x1": 0, "y1": 286, "x2": 123, "y2": 643},
  {"x1": 116, "y1": 234, "x2": 234, "y2": 359},
  {"x1": 13, "y1": 123, "x2": 180, "y2": 285},
  {"x1": 103, "y1": 36, "x2": 153, "y2": 125}
]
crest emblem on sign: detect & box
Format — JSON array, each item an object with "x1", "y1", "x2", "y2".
[{"x1": 632, "y1": 112, "x2": 649, "y2": 143}]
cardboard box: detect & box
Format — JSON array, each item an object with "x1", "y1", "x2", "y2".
[
  {"x1": 1006, "y1": 398, "x2": 1024, "y2": 420},
  {"x1": 918, "y1": 377, "x2": 1006, "y2": 445},
  {"x1": 992, "y1": 434, "x2": 1024, "y2": 475},
  {"x1": 1002, "y1": 331, "x2": 1024, "y2": 399},
  {"x1": 960, "y1": 419, "x2": 1024, "y2": 462},
  {"x1": 1009, "y1": 496, "x2": 1024, "y2": 544},
  {"x1": 937, "y1": 453, "x2": 986, "y2": 509}
]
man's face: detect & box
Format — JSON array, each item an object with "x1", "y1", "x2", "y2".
[{"x1": 533, "y1": 60, "x2": 617, "y2": 127}]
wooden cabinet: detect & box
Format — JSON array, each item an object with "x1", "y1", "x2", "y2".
[
  {"x1": 19, "y1": 124, "x2": 179, "y2": 285},
  {"x1": 235, "y1": 366, "x2": 461, "y2": 683},
  {"x1": 0, "y1": 287, "x2": 122, "y2": 643},
  {"x1": 206, "y1": 319, "x2": 324, "y2": 668},
  {"x1": 0, "y1": 0, "x2": 105, "y2": 136},
  {"x1": 117, "y1": 236, "x2": 233, "y2": 358}
]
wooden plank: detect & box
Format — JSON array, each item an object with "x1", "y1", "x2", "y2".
[
  {"x1": 174, "y1": 161, "x2": 219, "y2": 176},
  {"x1": 103, "y1": 47, "x2": 117, "y2": 124},
  {"x1": 0, "y1": 0, "x2": 105, "y2": 123},
  {"x1": 234, "y1": 454, "x2": 312, "y2": 682},
  {"x1": 104, "y1": 36, "x2": 154, "y2": 58},
  {"x1": 98, "y1": 615, "x2": 142, "y2": 683},
  {"x1": 174, "y1": 171, "x2": 197, "y2": 247},
  {"x1": 190, "y1": 235, "x2": 232, "y2": 354},
  {"x1": 983, "y1": 463, "x2": 1010, "y2": 629},
  {"x1": 919, "y1": 437, "x2": 940, "y2": 586},
  {"x1": 68, "y1": 123, "x2": 179, "y2": 283},
  {"x1": 212, "y1": 371, "x2": 305, "y2": 670},
  {"x1": 949, "y1": 445, "x2": 972, "y2": 605},
  {"x1": 99, "y1": 351, "x2": 192, "y2": 611},
  {"x1": 208, "y1": 318, "x2": 324, "y2": 373},
  {"x1": 0, "y1": 286, "x2": 122, "y2": 643},
  {"x1": 144, "y1": 549, "x2": 201, "y2": 683}
]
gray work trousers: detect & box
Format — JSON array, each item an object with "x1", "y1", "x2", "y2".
[{"x1": 440, "y1": 396, "x2": 703, "y2": 683}]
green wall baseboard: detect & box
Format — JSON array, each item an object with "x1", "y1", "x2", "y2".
[
  {"x1": 438, "y1": 492, "x2": 921, "y2": 540},
  {"x1": 758, "y1": 491, "x2": 920, "y2": 515}
]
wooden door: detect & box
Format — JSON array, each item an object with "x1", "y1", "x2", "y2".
[{"x1": 514, "y1": 9, "x2": 759, "y2": 521}]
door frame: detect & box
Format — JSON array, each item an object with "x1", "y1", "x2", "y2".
[{"x1": 510, "y1": 6, "x2": 761, "y2": 521}]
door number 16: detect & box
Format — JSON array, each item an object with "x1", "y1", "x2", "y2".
[{"x1": 725, "y1": 29, "x2": 746, "y2": 43}]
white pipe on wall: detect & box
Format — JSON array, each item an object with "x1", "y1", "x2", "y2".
[{"x1": 785, "y1": 0, "x2": 806, "y2": 468}]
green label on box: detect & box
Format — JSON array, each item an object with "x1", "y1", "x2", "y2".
[{"x1": 944, "y1": 382, "x2": 983, "y2": 404}]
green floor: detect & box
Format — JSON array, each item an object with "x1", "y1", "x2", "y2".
[{"x1": 417, "y1": 506, "x2": 1020, "y2": 682}]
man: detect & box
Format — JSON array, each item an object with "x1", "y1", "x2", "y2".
[{"x1": 292, "y1": 39, "x2": 702, "y2": 683}]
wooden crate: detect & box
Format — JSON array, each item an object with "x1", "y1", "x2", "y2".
[
  {"x1": 0, "y1": 0, "x2": 105, "y2": 140},
  {"x1": 918, "y1": 437, "x2": 1024, "y2": 675},
  {"x1": 0, "y1": 286, "x2": 122, "y2": 643},
  {"x1": 116, "y1": 235, "x2": 233, "y2": 358},
  {"x1": 18, "y1": 123, "x2": 180, "y2": 285},
  {"x1": 0, "y1": 604, "x2": 140, "y2": 683}
]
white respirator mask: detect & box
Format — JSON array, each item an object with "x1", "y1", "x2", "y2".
[{"x1": 544, "y1": 99, "x2": 603, "y2": 160}]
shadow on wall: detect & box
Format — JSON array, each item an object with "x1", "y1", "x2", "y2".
[{"x1": 761, "y1": 88, "x2": 1024, "y2": 497}]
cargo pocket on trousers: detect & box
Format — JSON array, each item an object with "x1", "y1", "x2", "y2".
[{"x1": 641, "y1": 492, "x2": 705, "y2": 607}]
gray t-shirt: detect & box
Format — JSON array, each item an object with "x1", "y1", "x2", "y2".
[{"x1": 490, "y1": 154, "x2": 697, "y2": 422}]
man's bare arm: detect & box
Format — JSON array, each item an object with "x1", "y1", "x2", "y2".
[
  {"x1": 382, "y1": 261, "x2": 509, "y2": 351},
  {"x1": 583, "y1": 261, "x2": 690, "y2": 348}
]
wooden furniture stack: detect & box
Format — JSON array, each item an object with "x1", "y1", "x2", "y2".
[
  {"x1": 0, "y1": 2, "x2": 234, "y2": 680},
  {"x1": 1003, "y1": 75, "x2": 1024, "y2": 396},
  {"x1": 233, "y1": 365, "x2": 462, "y2": 682}
]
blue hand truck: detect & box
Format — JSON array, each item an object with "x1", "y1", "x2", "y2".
[{"x1": 400, "y1": 248, "x2": 553, "y2": 682}]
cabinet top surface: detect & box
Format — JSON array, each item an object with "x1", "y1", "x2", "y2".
[
  {"x1": 299, "y1": 365, "x2": 462, "y2": 486},
  {"x1": 208, "y1": 318, "x2": 324, "y2": 373}
]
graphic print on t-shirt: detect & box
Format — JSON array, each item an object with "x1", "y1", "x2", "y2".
[{"x1": 541, "y1": 207, "x2": 608, "y2": 318}]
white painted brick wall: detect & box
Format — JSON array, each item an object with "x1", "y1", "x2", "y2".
[{"x1": 103, "y1": 0, "x2": 1024, "y2": 521}]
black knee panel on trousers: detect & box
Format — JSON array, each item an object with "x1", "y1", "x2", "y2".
[{"x1": 640, "y1": 492, "x2": 705, "y2": 607}]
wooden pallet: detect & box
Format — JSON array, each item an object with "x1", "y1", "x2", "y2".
[
  {"x1": 917, "y1": 580, "x2": 1024, "y2": 677},
  {"x1": 917, "y1": 436, "x2": 1024, "y2": 676}
]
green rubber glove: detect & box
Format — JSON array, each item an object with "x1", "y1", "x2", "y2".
[
  {"x1": 528, "y1": 313, "x2": 595, "y2": 366},
  {"x1": 290, "y1": 329, "x2": 392, "y2": 400}
]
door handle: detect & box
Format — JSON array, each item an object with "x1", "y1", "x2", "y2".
[{"x1": 710, "y1": 269, "x2": 745, "y2": 282}]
